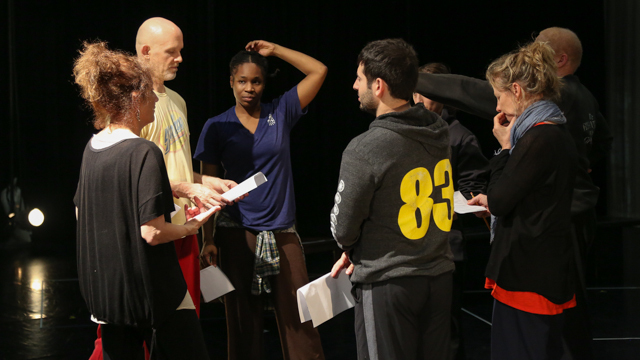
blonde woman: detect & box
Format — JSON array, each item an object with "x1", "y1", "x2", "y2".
[{"x1": 468, "y1": 42, "x2": 578, "y2": 360}]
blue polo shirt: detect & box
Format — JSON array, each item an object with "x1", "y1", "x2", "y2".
[{"x1": 194, "y1": 86, "x2": 305, "y2": 231}]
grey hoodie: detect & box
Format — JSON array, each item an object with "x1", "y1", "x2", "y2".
[{"x1": 331, "y1": 104, "x2": 455, "y2": 284}]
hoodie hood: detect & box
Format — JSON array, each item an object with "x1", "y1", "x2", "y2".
[{"x1": 370, "y1": 103, "x2": 450, "y2": 150}]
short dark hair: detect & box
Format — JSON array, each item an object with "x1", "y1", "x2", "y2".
[
  {"x1": 357, "y1": 38, "x2": 418, "y2": 101},
  {"x1": 229, "y1": 50, "x2": 269, "y2": 78},
  {"x1": 418, "y1": 62, "x2": 450, "y2": 75}
]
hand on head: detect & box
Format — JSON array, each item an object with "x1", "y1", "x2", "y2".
[{"x1": 245, "y1": 40, "x2": 276, "y2": 57}]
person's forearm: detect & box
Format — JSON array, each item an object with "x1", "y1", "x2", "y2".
[
  {"x1": 200, "y1": 162, "x2": 220, "y2": 194},
  {"x1": 170, "y1": 181, "x2": 191, "y2": 199},
  {"x1": 141, "y1": 216, "x2": 195, "y2": 246},
  {"x1": 272, "y1": 44, "x2": 326, "y2": 77},
  {"x1": 192, "y1": 171, "x2": 203, "y2": 184},
  {"x1": 265, "y1": 43, "x2": 327, "y2": 109},
  {"x1": 415, "y1": 73, "x2": 497, "y2": 120}
]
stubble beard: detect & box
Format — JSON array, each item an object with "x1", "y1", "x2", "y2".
[
  {"x1": 163, "y1": 70, "x2": 177, "y2": 82},
  {"x1": 358, "y1": 88, "x2": 377, "y2": 115}
]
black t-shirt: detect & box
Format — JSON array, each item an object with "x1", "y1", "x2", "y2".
[{"x1": 74, "y1": 137, "x2": 186, "y2": 327}]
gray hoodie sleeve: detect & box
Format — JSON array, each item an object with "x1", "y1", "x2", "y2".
[{"x1": 330, "y1": 145, "x2": 376, "y2": 250}]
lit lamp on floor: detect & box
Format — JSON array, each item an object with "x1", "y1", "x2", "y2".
[{"x1": 1, "y1": 178, "x2": 45, "y2": 244}]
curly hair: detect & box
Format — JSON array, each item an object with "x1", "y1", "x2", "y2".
[
  {"x1": 73, "y1": 41, "x2": 154, "y2": 129},
  {"x1": 486, "y1": 41, "x2": 563, "y2": 105}
]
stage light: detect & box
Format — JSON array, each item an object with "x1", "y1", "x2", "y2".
[
  {"x1": 30, "y1": 279, "x2": 43, "y2": 291},
  {"x1": 1, "y1": 179, "x2": 44, "y2": 244},
  {"x1": 28, "y1": 208, "x2": 44, "y2": 227}
]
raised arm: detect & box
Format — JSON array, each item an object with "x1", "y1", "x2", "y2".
[
  {"x1": 246, "y1": 40, "x2": 327, "y2": 109},
  {"x1": 415, "y1": 73, "x2": 497, "y2": 120}
]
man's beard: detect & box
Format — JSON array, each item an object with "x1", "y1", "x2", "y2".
[{"x1": 358, "y1": 88, "x2": 377, "y2": 115}]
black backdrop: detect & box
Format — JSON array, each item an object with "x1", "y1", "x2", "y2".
[{"x1": 0, "y1": 0, "x2": 607, "y2": 244}]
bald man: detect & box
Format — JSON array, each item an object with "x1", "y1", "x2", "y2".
[
  {"x1": 86, "y1": 18, "x2": 232, "y2": 360},
  {"x1": 414, "y1": 27, "x2": 609, "y2": 360},
  {"x1": 136, "y1": 17, "x2": 239, "y2": 319}
]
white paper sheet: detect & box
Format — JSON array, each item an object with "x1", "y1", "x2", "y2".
[
  {"x1": 453, "y1": 191, "x2": 488, "y2": 214},
  {"x1": 200, "y1": 265, "x2": 235, "y2": 303},
  {"x1": 297, "y1": 269, "x2": 355, "y2": 327},
  {"x1": 221, "y1": 172, "x2": 268, "y2": 202},
  {"x1": 170, "y1": 203, "x2": 181, "y2": 219}
]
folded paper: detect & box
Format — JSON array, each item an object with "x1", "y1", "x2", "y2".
[
  {"x1": 200, "y1": 265, "x2": 235, "y2": 303},
  {"x1": 222, "y1": 172, "x2": 267, "y2": 202},
  {"x1": 297, "y1": 269, "x2": 355, "y2": 327}
]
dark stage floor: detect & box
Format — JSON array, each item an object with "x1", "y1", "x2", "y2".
[{"x1": 1, "y1": 221, "x2": 639, "y2": 359}]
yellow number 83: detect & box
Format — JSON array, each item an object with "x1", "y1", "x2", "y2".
[{"x1": 398, "y1": 160, "x2": 453, "y2": 239}]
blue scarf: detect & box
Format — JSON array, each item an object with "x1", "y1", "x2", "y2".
[
  {"x1": 509, "y1": 100, "x2": 566, "y2": 154},
  {"x1": 490, "y1": 100, "x2": 566, "y2": 243}
]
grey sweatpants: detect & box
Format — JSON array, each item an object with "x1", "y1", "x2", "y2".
[{"x1": 354, "y1": 271, "x2": 453, "y2": 360}]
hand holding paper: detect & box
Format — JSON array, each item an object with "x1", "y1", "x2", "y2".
[
  {"x1": 221, "y1": 172, "x2": 267, "y2": 202},
  {"x1": 297, "y1": 269, "x2": 355, "y2": 327},
  {"x1": 200, "y1": 265, "x2": 235, "y2": 303},
  {"x1": 331, "y1": 252, "x2": 353, "y2": 278},
  {"x1": 454, "y1": 191, "x2": 488, "y2": 214}
]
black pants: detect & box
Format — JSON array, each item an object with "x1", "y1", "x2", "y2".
[
  {"x1": 354, "y1": 272, "x2": 452, "y2": 360},
  {"x1": 102, "y1": 309, "x2": 209, "y2": 360},
  {"x1": 561, "y1": 210, "x2": 596, "y2": 360},
  {"x1": 450, "y1": 261, "x2": 465, "y2": 360},
  {"x1": 491, "y1": 299, "x2": 564, "y2": 360}
]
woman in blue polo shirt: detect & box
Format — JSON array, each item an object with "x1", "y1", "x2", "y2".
[{"x1": 194, "y1": 40, "x2": 327, "y2": 360}]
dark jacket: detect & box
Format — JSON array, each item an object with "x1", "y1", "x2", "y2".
[
  {"x1": 442, "y1": 108, "x2": 489, "y2": 261},
  {"x1": 331, "y1": 104, "x2": 455, "y2": 284},
  {"x1": 486, "y1": 124, "x2": 577, "y2": 304},
  {"x1": 415, "y1": 73, "x2": 609, "y2": 214}
]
